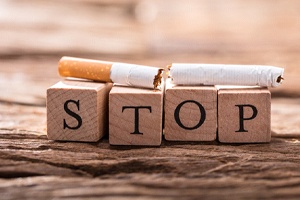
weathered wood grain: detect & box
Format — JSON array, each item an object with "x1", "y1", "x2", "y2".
[
  {"x1": 1, "y1": 0, "x2": 300, "y2": 199},
  {"x1": 0, "y1": 99, "x2": 300, "y2": 199},
  {"x1": 1, "y1": 130, "x2": 300, "y2": 199}
]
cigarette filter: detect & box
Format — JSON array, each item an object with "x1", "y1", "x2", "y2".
[
  {"x1": 169, "y1": 64, "x2": 284, "y2": 87},
  {"x1": 59, "y1": 57, "x2": 163, "y2": 89}
]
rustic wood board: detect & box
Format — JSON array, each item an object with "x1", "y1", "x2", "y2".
[
  {"x1": 0, "y1": 99, "x2": 300, "y2": 199},
  {"x1": 1, "y1": 0, "x2": 300, "y2": 199}
]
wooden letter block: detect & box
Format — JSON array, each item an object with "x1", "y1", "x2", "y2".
[
  {"x1": 109, "y1": 86, "x2": 163, "y2": 146},
  {"x1": 47, "y1": 80, "x2": 112, "y2": 142},
  {"x1": 164, "y1": 85, "x2": 217, "y2": 141},
  {"x1": 218, "y1": 87, "x2": 271, "y2": 143}
]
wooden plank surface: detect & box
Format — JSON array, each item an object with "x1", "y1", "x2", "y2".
[{"x1": 1, "y1": 0, "x2": 300, "y2": 199}]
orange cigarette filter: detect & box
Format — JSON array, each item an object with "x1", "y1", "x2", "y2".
[{"x1": 58, "y1": 56, "x2": 113, "y2": 82}]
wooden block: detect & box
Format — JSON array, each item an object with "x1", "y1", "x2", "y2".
[
  {"x1": 109, "y1": 86, "x2": 163, "y2": 146},
  {"x1": 164, "y1": 85, "x2": 217, "y2": 141},
  {"x1": 47, "y1": 80, "x2": 112, "y2": 142},
  {"x1": 218, "y1": 87, "x2": 271, "y2": 143}
]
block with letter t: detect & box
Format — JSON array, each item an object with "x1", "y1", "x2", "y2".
[
  {"x1": 217, "y1": 87, "x2": 271, "y2": 143},
  {"x1": 109, "y1": 86, "x2": 163, "y2": 146},
  {"x1": 47, "y1": 80, "x2": 112, "y2": 142}
]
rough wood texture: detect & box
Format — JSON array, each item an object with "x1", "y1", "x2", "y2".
[
  {"x1": 109, "y1": 86, "x2": 163, "y2": 146},
  {"x1": 47, "y1": 80, "x2": 112, "y2": 142},
  {"x1": 164, "y1": 84, "x2": 217, "y2": 141},
  {"x1": 218, "y1": 87, "x2": 271, "y2": 143},
  {"x1": 1, "y1": 0, "x2": 300, "y2": 199}
]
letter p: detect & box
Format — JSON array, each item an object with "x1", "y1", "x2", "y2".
[{"x1": 235, "y1": 104, "x2": 258, "y2": 132}]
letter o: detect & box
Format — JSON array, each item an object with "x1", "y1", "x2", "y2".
[{"x1": 174, "y1": 100, "x2": 206, "y2": 130}]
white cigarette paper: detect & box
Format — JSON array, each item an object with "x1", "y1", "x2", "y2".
[
  {"x1": 170, "y1": 64, "x2": 284, "y2": 87},
  {"x1": 111, "y1": 63, "x2": 161, "y2": 89}
]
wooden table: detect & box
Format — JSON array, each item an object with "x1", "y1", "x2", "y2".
[{"x1": 1, "y1": 1, "x2": 300, "y2": 199}]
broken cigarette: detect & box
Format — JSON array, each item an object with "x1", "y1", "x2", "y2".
[
  {"x1": 58, "y1": 57, "x2": 163, "y2": 89},
  {"x1": 169, "y1": 64, "x2": 284, "y2": 87}
]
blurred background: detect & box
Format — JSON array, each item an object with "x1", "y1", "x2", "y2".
[{"x1": 0, "y1": 0, "x2": 300, "y2": 105}]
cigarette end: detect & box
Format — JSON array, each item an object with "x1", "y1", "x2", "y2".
[
  {"x1": 153, "y1": 69, "x2": 163, "y2": 90},
  {"x1": 276, "y1": 75, "x2": 284, "y2": 84}
]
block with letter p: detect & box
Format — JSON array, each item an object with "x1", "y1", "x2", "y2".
[
  {"x1": 47, "y1": 80, "x2": 112, "y2": 142},
  {"x1": 109, "y1": 86, "x2": 163, "y2": 146},
  {"x1": 218, "y1": 87, "x2": 271, "y2": 143}
]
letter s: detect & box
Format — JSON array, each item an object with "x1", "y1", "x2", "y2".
[{"x1": 63, "y1": 100, "x2": 82, "y2": 130}]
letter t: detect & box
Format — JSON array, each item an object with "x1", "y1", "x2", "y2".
[{"x1": 122, "y1": 106, "x2": 152, "y2": 134}]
